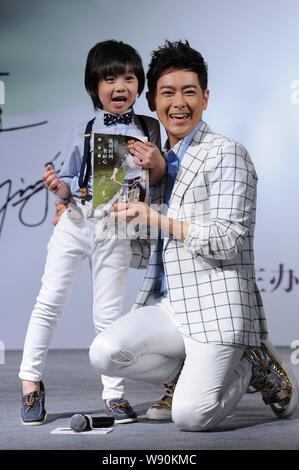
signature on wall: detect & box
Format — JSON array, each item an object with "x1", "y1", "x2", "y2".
[
  {"x1": 0, "y1": 72, "x2": 62, "y2": 237},
  {"x1": 0, "y1": 153, "x2": 62, "y2": 237}
]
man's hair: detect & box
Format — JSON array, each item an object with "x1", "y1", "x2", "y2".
[
  {"x1": 147, "y1": 40, "x2": 208, "y2": 95},
  {"x1": 85, "y1": 40, "x2": 145, "y2": 109}
]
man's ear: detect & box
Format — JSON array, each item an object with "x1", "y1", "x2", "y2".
[
  {"x1": 202, "y1": 89, "x2": 210, "y2": 110},
  {"x1": 146, "y1": 92, "x2": 156, "y2": 112}
]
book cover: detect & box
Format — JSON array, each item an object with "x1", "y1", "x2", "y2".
[{"x1": 93, "y1": 133, "x2": 148, "y2": 211}]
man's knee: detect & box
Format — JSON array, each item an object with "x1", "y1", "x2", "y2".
[
  {"x1": 89, "y1": 334, "x2": 135, "y2": 375},
  {"x1": 172, "y1": 398, "x2": 219, "y2": 432}
]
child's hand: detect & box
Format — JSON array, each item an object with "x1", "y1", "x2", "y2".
[
  {"x1": 43, "y1": 164, "x2": 70, "y2": 199},
  {"x1": 128, "y1": 142, "x2": 166, "y2": 186},
  {"x1": 128, "y1": 141, "x2": 164, "y2": 169},
  {"x1": 52, "y1": 200, "x2": 67, "y2": 225},
  {"x1": 43, "y1": 164, "x2": 62, "y2": 193}
]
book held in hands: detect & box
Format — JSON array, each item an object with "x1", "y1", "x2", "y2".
[{"x1": 93, "y1": 133, "x2": 148, "y2": 211}]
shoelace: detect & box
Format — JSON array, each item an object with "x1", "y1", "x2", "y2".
[
  {"x1": 248, "y1": 348, "x2": 290, "y2": 393},
  {"x1": 152, "y1": 381, "x2": 176, "y2": 408},
  {"x1": 24, "y1": 392, "x2": 38, "y2": 411},
  {"x1": 107, "y1": 400, "x2": 131, "y2": 410},
  {"x1": 153, "y1": 395, "x2": 172, "y2": 409},
  {"x1": 165, "y1": 381, "x2": 176, "y2": 394},
  {"x1": 264, "y1": 371, "x2": 284, "y2": 393},
  {"x1": 151, "y1": 366, "x2": 183, "y2": 409}
]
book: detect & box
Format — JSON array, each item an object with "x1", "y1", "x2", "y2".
[
  {"x1": 50, "y1": 427, "x2": 113, "y2": 435},
  {"x1": 93, "y1": 133, "x2": 148, "y2": 211}
]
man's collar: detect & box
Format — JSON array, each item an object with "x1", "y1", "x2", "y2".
[{"x1": 164, "y1": 119, "x2": 205, "y2": 159}]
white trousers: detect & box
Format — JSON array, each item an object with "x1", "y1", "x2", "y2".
[
  {"x1": 89, "y1": 294, "x2": 252, "y2": 430},
  {"x1": 19, "y1": 205, "x2": 132, "y2": 400}
]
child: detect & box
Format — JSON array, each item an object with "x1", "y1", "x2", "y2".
[
  {"x1": 19, "y1": 40, "x2": 164, "y2": 425},
  {"x1": 110, "y1": 140, "x2": 147, "y2": 203}
]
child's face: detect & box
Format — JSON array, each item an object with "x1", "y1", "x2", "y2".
[
  {"x1": 151, "y1": 68, "x2": 209, "y2": 148},
  {"x1": 98, "y1": 70, "x2": 139, "y2": 114}
]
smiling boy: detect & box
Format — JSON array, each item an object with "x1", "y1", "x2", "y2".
[{"x1": 19, "y1": 40, "x2": 164, "y2": 426}]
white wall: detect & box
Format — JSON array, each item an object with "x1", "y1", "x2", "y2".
[{"x1": 0, "y1": 0, "x2": 298, "y2": 349}]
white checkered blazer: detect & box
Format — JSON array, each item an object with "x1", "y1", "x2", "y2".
[{"x1": 131, "y1": 121, "x2": 268, "y2": 347}]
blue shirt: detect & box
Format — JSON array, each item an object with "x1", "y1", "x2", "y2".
[
  {"x1": 59, "y1": 108, "x2": 146, "y2": 202},
  {"x1": 159, "y1": 120, "x2": 203, "y2": 294}
]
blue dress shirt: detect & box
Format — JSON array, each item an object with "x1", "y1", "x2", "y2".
[{"x1": 158, "y1": 120, "x2": 203, "y2": 294}]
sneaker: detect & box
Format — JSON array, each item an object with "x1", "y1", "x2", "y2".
[
  {"x1": 104, "y1": 399, "x2": 137, "y2": 424},
  {"x1": 247, "y1": 340, "x2": 298, "y2": 418},
  {"x1": 146, "y1": 376, "x2": 179, "y2": 421},
  {"x1": 21, "y1": 381, "x2": 47, "y2": 425}
]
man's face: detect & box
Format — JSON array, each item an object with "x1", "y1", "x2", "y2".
[{"x1": 151, "y1": 68, "x2": 209, "y2": 148}]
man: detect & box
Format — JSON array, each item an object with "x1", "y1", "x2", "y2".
[{"x1": 89, "y1": 40, "x2": 298, "y2": 431}]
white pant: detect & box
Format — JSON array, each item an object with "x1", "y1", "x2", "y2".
[
  {"x1": 19, "y1": 205, "x2": 132, "y2": 400},
  {"x1": 89, "y1": 294, "x2": 252, "y2": 430}
]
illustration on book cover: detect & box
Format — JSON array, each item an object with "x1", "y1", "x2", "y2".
[{"x1": 93, "y1": 133, "x2": 148, "y2": 210}]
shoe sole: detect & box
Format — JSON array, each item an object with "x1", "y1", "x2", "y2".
[
  {"x1": 146, "y1": 410, "x2": 172, "y2": 421},
  {"x1": 262, "y1": 340, "x2": 299, "y2": 418},
  {"x1": 114, "y1": 417, "x2": 138, "y2": 424},
  {"x1": 21, "y1": 413, "x2": 47, "y2": 426}
]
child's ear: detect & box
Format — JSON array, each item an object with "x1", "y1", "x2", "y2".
[{"x1": 146, "y1": 92, "x2": 156, "y2": 112}]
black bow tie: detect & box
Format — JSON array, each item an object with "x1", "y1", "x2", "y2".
[{"x1": 103, "y1": 112, "x2": 133, "y2": 126}]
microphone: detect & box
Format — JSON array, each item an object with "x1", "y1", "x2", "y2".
[{"x1": 70, "y1": 413, "x2": 114, "y2": 432}]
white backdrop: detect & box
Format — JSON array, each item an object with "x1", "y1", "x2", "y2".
[{"x1": 0, "y1": 0, "x2": 298, "y2": 349}]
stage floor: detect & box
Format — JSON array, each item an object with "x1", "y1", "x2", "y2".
[{"x1": 1, "y1": 349, "x2": 299, "y2": 450}]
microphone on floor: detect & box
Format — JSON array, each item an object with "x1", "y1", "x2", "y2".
[{"x1": 70, "y1": 413, "x2": 114, "y2": 432}]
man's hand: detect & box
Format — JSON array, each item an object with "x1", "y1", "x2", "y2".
[
  {"x1": 111, "y1": 201, "x2": 189, "y2": 240},
  {"x1": 52, "y1": 200, "x2": 67, "y2": 225},
  {"x1": 128, "y1": 141, "x2": 166, "y2": 185},
  {"x1": 111, "y1": 201, "x2": 158, "y2": 226},
  {"x1": 43, "y1": 164, "x2": 70, "y2": 200}
]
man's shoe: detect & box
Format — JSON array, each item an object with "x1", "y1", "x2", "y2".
[
  {"x1": 247, "y1": 340, "x2": 298, "y2": 418},
  {"x1": 21, "y1": 381, "x2": 47, "y2": 425},
  {"x1": 105, "y1": 399, "x2": 137, "y2": 424},
  {"x1": 146, "y1": 376, "x2": 179, "y2": 421}
]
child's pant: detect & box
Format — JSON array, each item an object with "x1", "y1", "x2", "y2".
[
  {"x1": 19, "y1": 203, "x2": 132, "y2": 400},
  {"x1": 89, "y1": 293, "x2": 252, "y2": 430}
]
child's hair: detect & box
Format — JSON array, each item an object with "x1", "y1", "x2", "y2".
[
  {"x1": 147, "y1": 40, "x2": 208, "y2": 96},
  {"x1": 85, "y1": 40, "x2": 145, "y2": 109}
]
